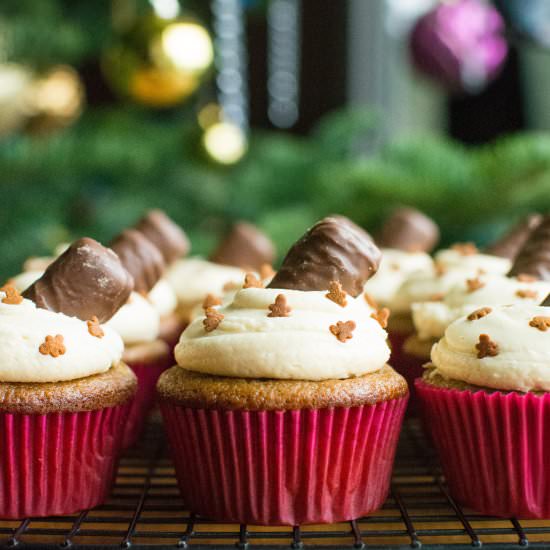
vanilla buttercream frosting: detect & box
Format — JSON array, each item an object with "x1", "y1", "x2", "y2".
[
  {"x1": 434, "y1": 248, "x2": 511, "y2": 274},
  {"x1": 175, "y1": 287, "x2": 390, "y2": 380},
  {"x1": 0, "y1": 292, "x2": 123, "y2": 383},
  {"x1": 413, "y1": 274, "x2": 550, "y2": 340},
  {"x1": 166, "y1": 257, "x2": 246, "y2": 311},
  {"x1": 148, "y1": 279, "x2": 177, "y2": 317},
  {"x1": 430, "y1": 304, "x2": 550, "y2": 392},
  {"x1": 105, "y1": 291, "x2": 160, "y2": 344},
  {"x1": 364, "y1": 248, "x2": 433, "y2": 307}
]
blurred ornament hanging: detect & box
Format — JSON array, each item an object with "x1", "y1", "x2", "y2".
[
  {"x1": 102, "y1": 1, "x2": 214, "y2": 109},
  {"x1": 24, "y1": 65, "x2": 85, "y2": 135},
  {"x1": 409, "y1": 0, "x2": 508, "y2": 94},
  {"x1": 199, "y1": 0, "x2": 249, "y2": 166},
  {"x1": 267, "y1": 0, "x2": 301, "y2": 129},
  {"x1": 0, "y1": 64, "x2": 34, "y2": 137},
  {"x1": 0, "y1": 64, "x2": 84, "y2": 138},
  {"x1": 198, "y1": 102, "x2": 248, "y2": 165},
  {"x1": 495, "y1": 0, "x2": 550, "y2": 49}
]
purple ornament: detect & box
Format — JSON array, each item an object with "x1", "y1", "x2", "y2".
[{"x1": 410, "y1": 0, "x2": 508, "y2": 94}]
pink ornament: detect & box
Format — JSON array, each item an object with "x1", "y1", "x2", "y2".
[{"x1": 410, "y1": 0, "x2": 508, "y2": 94}]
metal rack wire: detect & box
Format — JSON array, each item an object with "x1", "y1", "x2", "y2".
[{"x1": 1, "y1": 416, "x2": 550, "y2": 549}]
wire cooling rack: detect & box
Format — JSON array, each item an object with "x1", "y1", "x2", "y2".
[{"x1": 1, "y1": 414, "x2": 550, "y2": 550}]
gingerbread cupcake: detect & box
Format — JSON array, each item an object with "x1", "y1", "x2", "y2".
[
  {"x1": 0, "y1": 238, "x2": 137, "y2": 518},
  {"x1": 403, "y1": 215, "x2": 547, "y2": 410},
  {"x1": 158, "y1": 216, "x2": 408, "y2": 525},
  {"x1": 365, "y1": 207, "x2": 438, "y2": 373}
]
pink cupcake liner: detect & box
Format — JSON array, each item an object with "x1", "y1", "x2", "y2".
[
  {"x1": 0, "y1": 403, "x2": 130, "y2": 519},
  {"x1": 160, "y1": 397, "x2": 408, "y2": 525},
  {"x1": 123, "y1": 357, "x2": 173, "y2": 449},
  {"x1": 416, "y1": 378, "x2": 550, "y2": 518}
]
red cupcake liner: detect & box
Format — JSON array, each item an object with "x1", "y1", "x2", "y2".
[
  {"x1": 416, "y1": 378, "x2": 550, "y2": 518},
  {"x1": 0, "y1": 403, "x2": 130, "y2": 519},
  {"x1": 123, "y1": 356, "x2": 173, "y2": 449},
  {"x1": 160, "y1": 397, "x2": 408, "y2": 525}
]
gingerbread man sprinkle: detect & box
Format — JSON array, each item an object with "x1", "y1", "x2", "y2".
[
  {"x1": 87, "y1": 316, "x2": 104, "y2": 338},
  {"x1": 203, "y1": 293, "x2": 222, "y2": 310},
  {"x1": 452, "y1": 242, "x2": 478, "y2": 256},
  {"x1": 516, "y1": 289, "x2": 537, "y2": 299},
  {"x1": 429, "y1": 292, "x2": 445, "y2": 302},
  {"x1": 329, "y1": 320, "x2": 356, "y2": 343},
  {"x1": 325, "y1": 281, "x2": 347, "y2": 307},
  {"x1": 467, "y1": 307, "x2": 492, "y2": 321},
  {"x1": 243, "y1": 272, "x2": 263, "y2": 289},
  {"x1": 1, "y1": 284, "x2": 23, "y2": 305},
  {"x1": 260, "y1": 264, "x2": 275, "y2": 280},
  {"x1": 203, "y1": 308, "x2": 224, "y2": 332},
  {"x1": 268, "y1": 294, "x2": 291, "y2": 317},
  {"x1": 364, "y1": 292, "x2": 378, "y2": 310},
  {"x1": 475, "y1": 334, "x2": 499, "y2": 358},
  {"x1": 529, "y1": 316, "x2": 550, "y2": 332},
  {"x1": 466, "y1": 277, "x2": 485, "y2": 293},
  {"x1": 371, "y1": 308, "x2": 390, "y2": 329},
  {"x1": 435, "y1": 264, "x2": 447, "y2": 277},
  {"x1": 39, "y1": 334, "x2": 66, "y2": 357}
]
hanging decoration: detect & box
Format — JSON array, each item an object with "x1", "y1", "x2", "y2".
[
  {"x1": 25, "y1": 65, "x2": 85, "y2": 135},
  {"x1": 409, "y1": 0, "x2": 508, "y2": 94},
  {"x1": 267, "y1": 0, "x2": 301, "y2": 129},
  {"x1": 0, "y1": 64, "x2": 84, "y2": 137},
  {"x1": 201, "y1": 0, "x2": 249, "y2": 165},
  {"x1": 102, "y1": 7, "x2": 214, "y2": 108},
  {"x1": 0, "y1": 64, "x2": 35, "y2": 137}
]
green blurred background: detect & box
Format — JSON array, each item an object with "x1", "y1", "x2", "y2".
[{"x1": 2, "y1": 0, "x2": 550, "y2": 280}]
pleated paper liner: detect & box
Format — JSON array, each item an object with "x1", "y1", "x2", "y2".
[
  {"x1": 160, "y1": 396, "x2": 408, "y2": 525},
  {"x1": 416, "y1": 378, "x2": 550, "y2": 519},
  {"x1": 122, "y1": 357, "x2": 173, "y2": 449},
  {"x1": 0, "y1": 403, "x2": 130, "y2": 519}
]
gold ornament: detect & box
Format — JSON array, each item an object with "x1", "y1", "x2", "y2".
[
  {"x1": 198, "y1": 103, "x2": 248, "y2": 165},
  {"x1": 102, "y1": 14, "x2": 213, "y2": 108},
  {"x1": 0, "y1": 64, "x2": 34, "y2": 137},
  {"x1": 25, "y1": 66, "x2": 85, "y2": 135}
]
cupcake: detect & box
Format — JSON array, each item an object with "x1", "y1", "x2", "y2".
[
  {"x1": 108, "y1": 229, "x2": 174, "y2": 448},
  {"x1": 0, "y1": 238, "x2": 137, "y2": 518},
  {"x1": 417, "y1": 300, "x2": 550, "y2": 518},
  {"x1": 158, "y1": 216, "x2": 408, "y2": 525},
  {"x1": 167, "y1": 221, "x2": 276, "y2": 323},
  {"x1": 366, "y1": 207, "x2": 439, "y2": 371},
  {"x1": 403, "y1": 215, "x2": 548, "y2": 409}
]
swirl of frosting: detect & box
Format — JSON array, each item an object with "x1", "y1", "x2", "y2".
[
  {"x1": 166, "y1": 258, "x2": 245, "y2": 310},
  {"x1": 175, "y1": 287, "x2": 390, "y2": 380},
  {"x1": 105, "y1": 292, "x2": 160, "y2": 344},
  {"x1": 392, "y1": 268, "x2": 477, "y2": 314},
  {"x1": 431, "y1": 304, "x2": 550, "y2": 392},
  {"x1": 0, "y1": 294, "x2": 123, "y2": 383},
  {"x1": 434, "y1": 248, "x2": 511, "y2": 274},
  {"x1": 148, "y1": 279, "x2": 177, "y2": 316},
  {"x1": 364, "y1": 249, "x2": 433, "y2": 307},
  {"x1": 412, "y1": 274, "x2": 550, "y2": 340}
]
